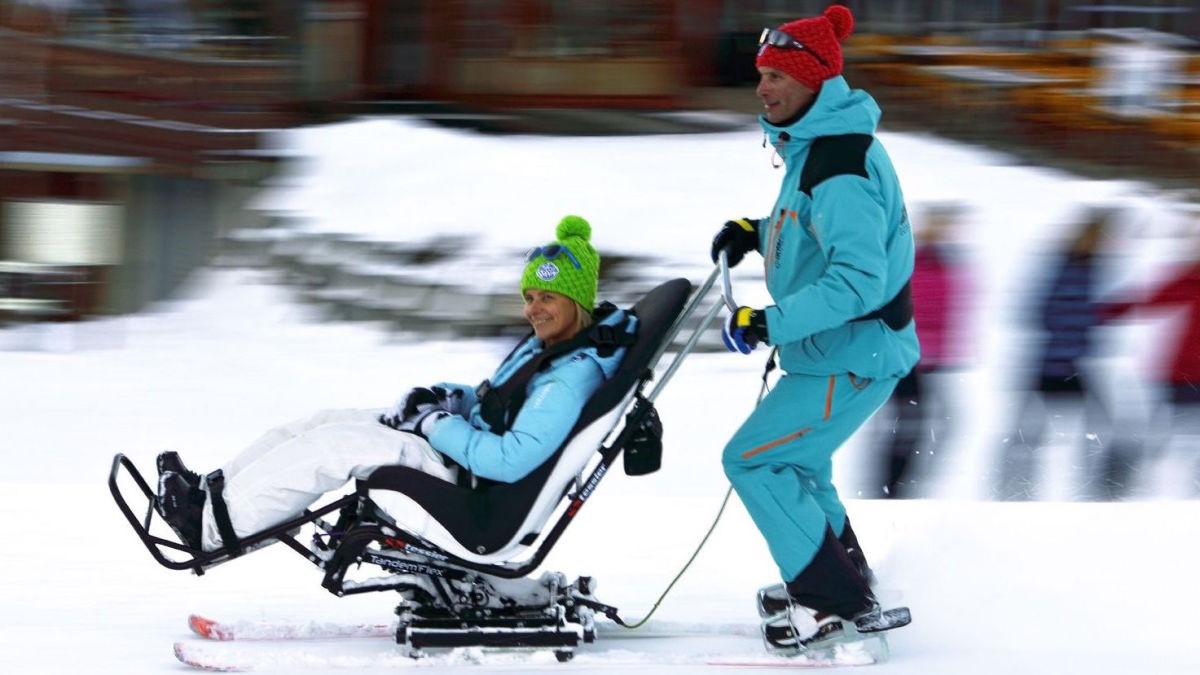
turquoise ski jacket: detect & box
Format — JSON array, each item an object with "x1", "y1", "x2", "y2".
[
  {"x1": 756, "y1": 75, "x2": 919, "y2": 379},
  {"x1": 427, "y1": 309, "x2": 634, "y2": 483}
]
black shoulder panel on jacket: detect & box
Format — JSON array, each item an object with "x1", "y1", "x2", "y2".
[{"x1": 798, "y1": 134, "x2": 874, "y2": 197}]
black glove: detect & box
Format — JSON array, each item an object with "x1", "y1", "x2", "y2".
[
  {"x1": 722, "y1": 306, "x2": 769, "y2": 354},
  {"x1": 410, "y1": 409, "x2": 450, "y2": 441},
  {"x1": 379, "y1": 387, "x2": 441, "y2": 430},
  {"x1": 710, "y1": 218, "x2": 760, "y2": 267}
]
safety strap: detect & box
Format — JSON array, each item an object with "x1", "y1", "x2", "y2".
[
  {"x1": 204, "y1": 469, "x2": 243, "y2": 558},
  {"x1": 851, "y1": 279, "x2": 913, "y2": 331},
  {"x1": 477, "y1": 302, "x2": 634, "y2": 434}
]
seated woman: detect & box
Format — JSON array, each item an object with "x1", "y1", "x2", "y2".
[{"x1": 155, "y1": 215, "x2": 634, "y2": 553}]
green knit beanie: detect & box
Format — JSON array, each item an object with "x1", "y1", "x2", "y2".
[{"x1": 520, "y1": 215, "x2": 600, "y2": 312}]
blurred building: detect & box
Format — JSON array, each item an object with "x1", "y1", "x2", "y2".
[
  {"x1": 0, "y1": 0, "x2": 297, "y2": 322},
  {"x1": 1, "y1": 0, "x2": 1197, "y2": 326},
  {"x1": 359, "y1": 1, "x2": 1200, "y2": 98}
]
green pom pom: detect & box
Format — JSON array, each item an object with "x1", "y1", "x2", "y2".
[{"x1": 556, "y1": 215, "x2": 592, "y2": 242}]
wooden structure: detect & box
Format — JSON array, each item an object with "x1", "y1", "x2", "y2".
[
  {"x1": 846, "y1": 30, "x2": 1200, "y2": 185},
  {"x1": 0, "y1": 14, "x2": 296, "y2": 322},
  {"x1": 357, "y1": 0, "x2": 713, "y2": 108}
]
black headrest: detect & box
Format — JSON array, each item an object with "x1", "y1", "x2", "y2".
[{"x1": 574, "y1": 278, "x2": 693, "y2": 427}]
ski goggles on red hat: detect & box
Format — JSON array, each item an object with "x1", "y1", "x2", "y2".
[
  {"x1": 525, "y1": 243, "x2": 581, "y2": 269},
  {"x1": 758, "y1": 28, "x2": 828, "y2": 67}
]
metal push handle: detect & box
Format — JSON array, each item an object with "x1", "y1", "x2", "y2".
[{"x1": 718, "y1": 250, "x2": 738, "y2": 313}]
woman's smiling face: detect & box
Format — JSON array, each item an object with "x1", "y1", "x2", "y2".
[{"x1": 523, "y1": 289, "x2": 579, "y2": 347}]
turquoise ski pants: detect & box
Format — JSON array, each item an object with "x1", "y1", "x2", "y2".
[{"x1": 722, "y1": 372, "x2": 898, "y2": 582}]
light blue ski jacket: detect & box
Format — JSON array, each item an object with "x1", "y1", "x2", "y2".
[
  {"x1": 426, "y1": 309, "x2": 634, "y2": 483},
  {"x1": 755, "y1": 76, "x2": 919, "y2": 379}
]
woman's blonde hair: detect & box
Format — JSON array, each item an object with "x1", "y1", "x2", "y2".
[{"x1": 572, "y1": 302, "x2": 594, "y2": 335}]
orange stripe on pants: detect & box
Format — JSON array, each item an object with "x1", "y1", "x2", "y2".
[
  {"x1": 824, "y1": 375, "x2": 836, "y2": 420},
  {"x1": 741, "y1": 426, "x2": 813, "y2": 460}
]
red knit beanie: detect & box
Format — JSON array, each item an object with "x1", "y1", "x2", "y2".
[{"x1": 755, "y1": 5, "x2": 854, "y2": 93}]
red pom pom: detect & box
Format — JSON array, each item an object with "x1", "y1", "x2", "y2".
[{"x1": 824, "y1": 5, "x2": 854, "y2": 41}]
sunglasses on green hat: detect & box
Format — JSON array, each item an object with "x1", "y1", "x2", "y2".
[
  {"x1": 758, "y1": 27, "x2": 828, "y2": 67},
  {"x1": 525, "y1": 243, "x2": 581, "y2": 269}
]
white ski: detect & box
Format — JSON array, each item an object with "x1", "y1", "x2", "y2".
[
  {"x1": 174, "y1": 630, "x2": 890, "y2": 670},
  {"x1": 188, "y1": 614, "x2": 394, "y2": 641}
]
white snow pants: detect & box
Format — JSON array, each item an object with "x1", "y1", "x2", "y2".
[{"x1": 200, "y1": 408, "x2": 455, "y2": 552}]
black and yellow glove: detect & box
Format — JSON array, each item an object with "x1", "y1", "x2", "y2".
[
  {"x1": 710, "y1": 218, "x2": 760, "y2": 267},
  {"x1": 722, "y1": 306, "x2": 768, "y2": 354}
]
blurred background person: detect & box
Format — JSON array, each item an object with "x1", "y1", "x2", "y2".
[
  {"x1": 874, "y1": 202, "x2": 974, "y2": 498},
  {"x1": 995, "y1": 207, "x2": 1123, "y2": 501},
  {"x1": 1101, "y1": 221, "x2": 1200, "y2": 498},
  {"x1": 127, "y1": 0, "x2": 196, "y2": 49}
]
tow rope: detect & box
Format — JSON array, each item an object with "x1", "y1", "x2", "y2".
[{"x1": 598, "y1": 348, "x2": 778, "y2": 629}]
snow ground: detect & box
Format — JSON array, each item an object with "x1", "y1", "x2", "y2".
[{"x1": 2, "y1": 117, "x2": 1200, "y2": 673}]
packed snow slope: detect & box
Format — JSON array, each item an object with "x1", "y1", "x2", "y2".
[{"x1": 2, "y1": 117, "x2": 1199, "y2": 674}]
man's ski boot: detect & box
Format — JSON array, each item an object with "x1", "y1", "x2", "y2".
[
  {"x1": 762, "y1": 603, "x2": 866, "y2": 653},
  {"x1": 756, "y1": 518, "x2": 877, "y2": 618},
  {"x1": 758, "y1": 524, "x2": 908, "y2": 655},
  {"x1": 761, "y1": 598, "x2": 912, "y2": 654}
]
